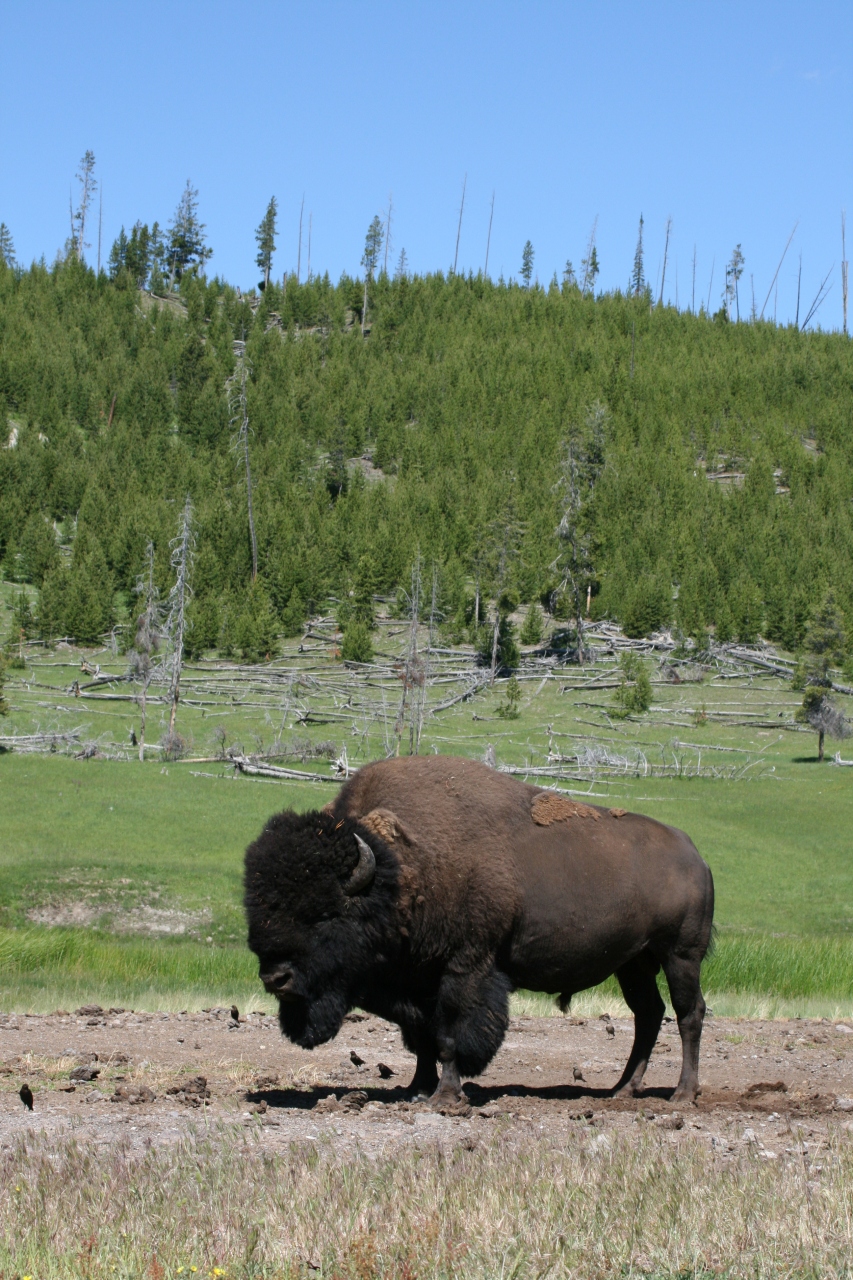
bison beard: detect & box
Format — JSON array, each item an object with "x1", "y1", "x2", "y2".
[{"x1": 245, "y1": 756, "x2": 714, "y2": 1107}]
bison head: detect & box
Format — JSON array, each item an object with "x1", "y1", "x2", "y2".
[{"x1": 244, "y1": 808, "x2": 400, "y2": 1048}]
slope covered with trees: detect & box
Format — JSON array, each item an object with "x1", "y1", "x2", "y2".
[{"x1": 1, "y1": 251, "x2": 852, "y2": 661}]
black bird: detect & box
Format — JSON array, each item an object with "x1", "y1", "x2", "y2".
[
  {"x1": 230, "y1": 1005, "x2": 239, "y2": 1022},
  {"x1": 606, "y1": 1023, "x2": 616, "y2": 1038},
  {"x1": 349, "y1": 1049, "x2": 366, "y2": 1068},
  {"x1": 377, "y1": 1062, "x2": 395, "y2": 1079},
  {"x1": 19, "y1": 1083, "x2": 33, "y2": 1111}
]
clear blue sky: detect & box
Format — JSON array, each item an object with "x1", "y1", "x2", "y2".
[{"x1": 2, "y1": 1, "x2": 851, "y2": 327}]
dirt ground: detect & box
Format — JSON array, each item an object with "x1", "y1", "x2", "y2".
[{"x1": 3, "y1": 1006, "x2": 853, "y2": 1160}]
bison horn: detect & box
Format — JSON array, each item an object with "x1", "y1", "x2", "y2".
[{"x1": 344, "y1": 834, "x2": 376, "y2": 895}]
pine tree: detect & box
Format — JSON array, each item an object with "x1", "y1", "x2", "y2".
[
  {"x1": 0, "y1": 222, "x2": 15, "y2": 268},
  {"x1": 520, "y1": 240, "x2": 534, "y2": 288},
  {"x1": 562, "y1": 260, "x2": 578, "y2": 289},
  {"x1": 361, "y1": 216, "x2": 384, "y2": 334},
  {"x1": 631, "y1": 214, "x2": 645, "y2": 296},
  {"x1": 724, "y1": 244, "x2": 746, "y2": 320},
  {"x1": 395, "y1": 248, "x2": 409, "y2": 279},
  {"x1": 167, "y1": 181, "x2": 211, "y2": 289},
  {"x1": 800, "y1": 588, "x2": 847, "y2": 684},
  {"x1": 255, "y1": 196, "x2": 278, "y2": 289}
]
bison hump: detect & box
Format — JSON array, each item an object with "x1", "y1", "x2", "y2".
[
  {"x1": 531, "y1": 791, "x2": 600, "y2": 825},
  {"x1": 360, "y1": 807, "x2": 411, "y2": 845}
]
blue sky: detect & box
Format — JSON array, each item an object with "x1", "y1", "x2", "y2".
[{"x1": 2, "y1": 1, "x2": 851, "y2": 326}]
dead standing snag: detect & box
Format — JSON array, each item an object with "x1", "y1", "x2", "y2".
[{"x1": 245, "y1": 755, "x2": 714, "y2": 1107}]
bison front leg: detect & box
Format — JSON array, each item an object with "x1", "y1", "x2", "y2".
[{"x1": 431, "y1": 963, "x2": 512, "y2": 1106}]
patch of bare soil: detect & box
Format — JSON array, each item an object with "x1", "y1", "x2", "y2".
[{"x1": 2, "y1": 1009, "x2": 853, "y2": 1159}]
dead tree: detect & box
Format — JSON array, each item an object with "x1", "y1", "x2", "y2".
[
  {"x1": 453, "y1": 174, "x2": 466, "y2": 274},
  {"x1": 553, "y1": 403, "x2": 606, "y2": 663},
  {"x1": 164, "y1": 497, "x2": 195, "y2": 744},
  {"x1": 484, "y1": 191, "x2": 495, "y2": 277},
  {"x1": 230, "y1": 352, "x2": 258, "y2": 582},
  {"x1": 73, "y1": 150, "x2": 97, "y2": 261},
  {"x1": 843, "y1": 211, "x2": 849, "y2": 337},
  {"x1": 128, "y1": 542, "x2": 162, "y2": 762},
  {"x1": 394, "y1": 553, "x2": 426, "y2": 754},
  {"x1": 658, "y1": 216, "x2": 672, "y2": 307}
]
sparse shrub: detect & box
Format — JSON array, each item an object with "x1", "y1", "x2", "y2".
[
  {"x1": 340, "y1": 621, "x2": 374, "y2": 663},
  {"x1": 613, "y1": 652, "x2": 652, "y2": 716},
  {"x1": 496, "y1": 675, "x2": 522, "y2": 719}
]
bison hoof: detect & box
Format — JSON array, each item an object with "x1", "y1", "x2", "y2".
[
  {"x1": 670, "y1": 1086, "x2": 698, "y2": 1105},
  {"x1": 612, "y1": 1083, "x2": 640, "y2": 1099}
]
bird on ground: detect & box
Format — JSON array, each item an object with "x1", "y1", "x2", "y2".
[
  {"x1": 350, "y1": 1049, "x2": 366, "y2": 1068},
  {"x1": 606, "y1": 1023, "x2": 616, "y2": 1038},
  {"x1": 377, "y1": 1063, "x2": 395, "y2": 1079},
  {"x1": 230, "y1": 1005, "x2": 239, "y2": 1022},
  {"x1": 572, "y1": 1067, "x2": 585, "y2": 1082},
  {"x1": 19, "y1": 1083, "x2": 33, "y2": 1111}
]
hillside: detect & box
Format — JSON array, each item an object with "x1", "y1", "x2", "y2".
[{"x1": 1, "y1": 255, "x2": 852, "y2": 658}]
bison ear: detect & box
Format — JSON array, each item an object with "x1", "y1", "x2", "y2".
[{"x1": 343, "y1": 834, "x2": 376, "y2": 895}]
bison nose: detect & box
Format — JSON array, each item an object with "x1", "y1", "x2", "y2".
[{"x1": 261, "y1": 965, "x2": 297, "y2": 999}]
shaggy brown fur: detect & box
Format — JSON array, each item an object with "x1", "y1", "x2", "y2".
[{"x1": 245, "y1": 755, "x2": 714, "y2": 1107}]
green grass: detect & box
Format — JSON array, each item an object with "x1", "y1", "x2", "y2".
[{"x1": 2, "y1": 633, "x2": 853, "y2": 1015}]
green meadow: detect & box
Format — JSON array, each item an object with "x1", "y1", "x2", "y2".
[{"x1": 1, "y1": 729, "x2": 852, "y2": 1016}]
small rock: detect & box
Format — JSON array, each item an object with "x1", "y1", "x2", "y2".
[
  {"x1": 111, "y1": 1084, "x2": 155, "y2": 1104},
  {"x1": 835, "y1": 1024, "x2": 853, "y2": 1035},
  {"x1": 70, "y1": 1066, "x2": 100, "y2": 1082},
  {"x1": 58, "y1": 1084, "x2": 76, "y2": 1093},
  {"x1": 85, "y1": 1089, "x2": 106, "y2": 1103},
  {"x1": 75, "y1": 1005, "x2": 104, "y2": 1017},
  {"x1": 248, "y1": 1100, "x2": 268, "y2": 1115},
  {"x1": 834, "y1": 1096, "x2": 853, "y2": 1112},
  {"x1": 314, "y1": 1095, "x2": 341, "y2": 1114},
  {"x1": 658, "y1": 1114, "x2": 684, "y2": 1131}
]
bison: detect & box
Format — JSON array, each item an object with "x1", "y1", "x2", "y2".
[{"x1": 244, "y1": 755, "x2": 714, "y2": 1105}]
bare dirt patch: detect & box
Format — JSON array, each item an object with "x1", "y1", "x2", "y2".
[{"x1": 3, "y1": 1009, "x2": 853, "y2": 1159}]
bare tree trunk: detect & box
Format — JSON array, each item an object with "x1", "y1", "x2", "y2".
[
  {"x1": 484, "y1": 191, "x2": 495, "y2": 277},
  {"x1": 692, "y1": 244, "x2": 696, "y2": 313},
  {"x1": 818, "y1": 729, "x2": 825, "y2": 762},
  {"x1": 97, "y1": 189, "x2": 103, "y2": 276},
  {"x1": 384, "y1": 194, "x2": 393, "y2": 275},
  {"x1": 658, "y1": 216, "x2": 672, "y2": 307},
  {"x1": 842, "y1": 211, "x2": 848, "y2": 337},
  {"x1": 453, "y1": 174, "x2": 466, "y2": 274},
  {"x1": 231, "y1": 353, "x2": 258, "y2": 582},
  {"x1": 166, "y1": 497, "x2": 194, "y2": 739},
  {"x1": 297, "y1": 197, "x2": 304, "y2": 284}
]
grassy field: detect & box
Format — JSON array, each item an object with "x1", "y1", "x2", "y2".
[
  {"x1": 1, "y1": 602, "x2": 852, "y2": 1016},
  {"x1": 2, "y1": 1125, "x2": 852, "y2": 1279}
]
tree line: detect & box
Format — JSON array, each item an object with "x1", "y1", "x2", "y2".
[{"x1": 1, "y1": 221, "x2": 852, "y2": 673}]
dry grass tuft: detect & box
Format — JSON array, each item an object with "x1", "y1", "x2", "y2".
[{"x1": 1, "y1": 1125, "x2": 852, "y2": 1277}]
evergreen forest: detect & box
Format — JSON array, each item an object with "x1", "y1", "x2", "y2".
[{"x1": 1, "y1": 248, "x2": 852, "y2": 664}]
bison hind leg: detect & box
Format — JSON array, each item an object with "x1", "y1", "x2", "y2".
[
  {"x1": 612, "y1": 952, "x2": 665, "y2": 1099},
  {"x1": 662, "y1": 952, "x2": 706, "y2": 1105}
]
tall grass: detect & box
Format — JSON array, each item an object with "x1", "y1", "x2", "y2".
[
  {"x1": 2, "y1": 926, "x2": 852, "y2": 1017},
  {"x1": 1, "y1": 1127, "x2": 852, "y2": 1278}
]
